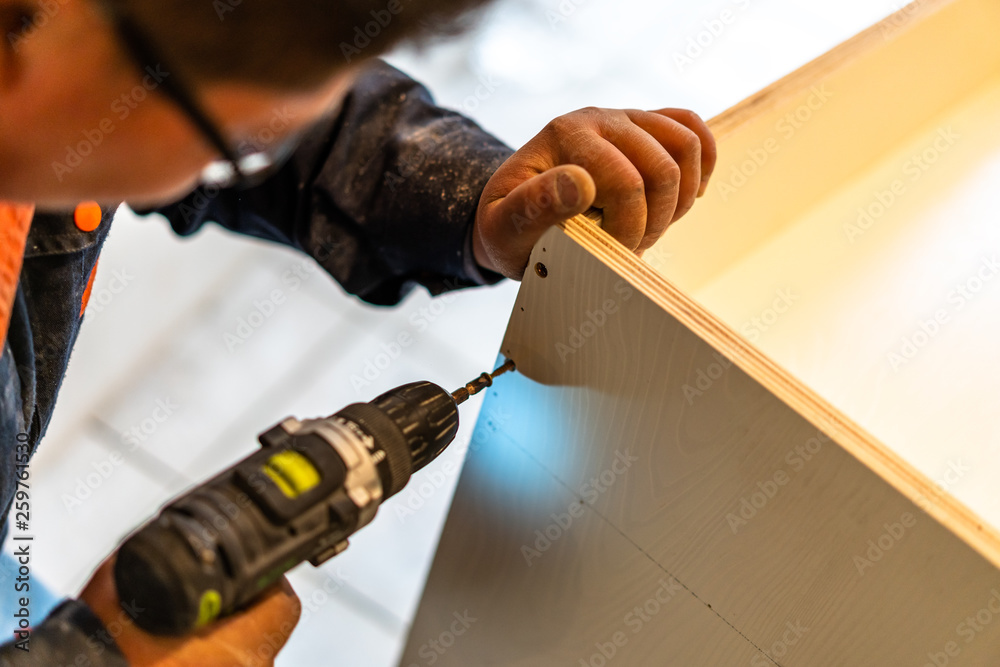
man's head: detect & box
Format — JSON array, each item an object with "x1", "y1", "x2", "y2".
[{"x1": 0, "y1": 0, "x2": 490, "y2": 209}]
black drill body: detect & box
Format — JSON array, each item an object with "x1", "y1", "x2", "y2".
[{"x1": 114, "y1": 380, "x2": 461, "y2": 636}]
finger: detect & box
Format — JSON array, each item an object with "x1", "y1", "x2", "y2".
[
  {"x1": 212, "y1": 578, "x2": 300, "y2": 666},
  {"x1": 478, "y1": 164, "x2": 596, "y2": 279},
  {"x1": 78, "y1": 556, "x2": 119, "y2": 622},
  {"x1": 596, "y1": 115, "x2": 686, "y2": 251},
  {"x1": 625, "y1": 110, "x2": 701, "y2": 234},
  {"x1": 650, "y1": 108, "x2": 717, "y2": 198},
  {"x1": 230, "y1": 576, "x2": 302, "y2": 637}
]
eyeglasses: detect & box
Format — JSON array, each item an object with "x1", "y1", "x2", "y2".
[{"x1": 101, "y1": 3, "x2": 296, "y2": 189}]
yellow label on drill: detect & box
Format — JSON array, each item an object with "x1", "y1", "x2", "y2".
[
  {"x1": 196, "y1": 590, "x2": 222, "y2": 627},
  {"x1": 263, "y1": 450, "x2": 321, "y2": 499}
]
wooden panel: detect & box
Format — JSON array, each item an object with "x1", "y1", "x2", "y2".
[
  {"x1": 649, "y1": 0, "x2": 1000, "y2": 531},
  {"x1": 656, "y1": 0, "x2": 1000, "y2": 292},
  {"x1": 401, "y1": 222, "x2": 1000, "y2": 665},
  {"x1": 403, "y1": 1, "x2": 1000, "y2": 663},
  {"x1": 689, "y1": 76, "x2": 1000, "y2": 532},
  {"x1": 401, "y1": 417, "x2": 773, "y2": 666}
]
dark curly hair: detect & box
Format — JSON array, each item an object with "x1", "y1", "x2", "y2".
[{"x1": 103, "y1": 0, "x2": 493, "y2": 89}]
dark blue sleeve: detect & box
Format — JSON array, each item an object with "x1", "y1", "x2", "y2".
[
  {"x1": 0, "y1": 599, "x2": 128, "y2": 666},
  {"x1": 145, "y1": 59, "x2": 515, "y2": 306}
]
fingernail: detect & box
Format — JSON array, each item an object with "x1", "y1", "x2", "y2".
[
  {"x1": 697, "y1": 178, "x2": 709, "y2": 198},
  {"x1": 557, "y1": 173, "x2": 580, "y2": 208}
]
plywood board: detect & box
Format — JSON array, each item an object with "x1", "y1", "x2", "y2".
[
  {"x1": 644, "y1": 0, "x2": 1000, "y2": 530},
  {"x1": 403, "y1": 0, "x2": 1000, "y2": 663},
  {"x1": 655, "y1": 0, "x2": 1000, "y2": 293},
  {"x1": 401, "y1": 221, "x2": 1000, "y2": 666}
]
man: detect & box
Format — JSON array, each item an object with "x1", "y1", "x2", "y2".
[{"x1": 0, "y1": 0, "x2": 716, "y2": 664}]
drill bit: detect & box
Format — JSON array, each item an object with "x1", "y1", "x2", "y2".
[{"x1": 451, "y1": 358, "x2": 516, "y2": 405}]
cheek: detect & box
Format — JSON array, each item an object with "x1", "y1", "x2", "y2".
[
  {"x1": 66, "y1": 105, "x2": 214, "y2": 205},
  {"x1": 1, "y1": 23, "x2": 215, "y2": 208}
]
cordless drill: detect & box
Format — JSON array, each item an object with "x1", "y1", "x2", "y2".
[{"x1": 113, "y1": 360, "x2": 514, "y2": 636}]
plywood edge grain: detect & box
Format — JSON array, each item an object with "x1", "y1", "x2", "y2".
[
  {"x1": 708, "y1": 0, "x2": 960, "y2": 140},
  {"x1": 659, "y1": 0, "x2": 1000, "y2": 292},
  {"x1": 560, "y1": 213, "x2": 1000, "y2": 570}
]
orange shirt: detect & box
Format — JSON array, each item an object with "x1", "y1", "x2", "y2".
[{"x1": 0, "y1": 203, "x2": 35, "y2": 344}]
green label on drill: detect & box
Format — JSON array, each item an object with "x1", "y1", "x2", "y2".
[
  {"x1": 196, "y1": 590, "x2": 222, "y2": 627},
  {"x1": 262, "y1": 450, "x2": 321, "y2": 498}
]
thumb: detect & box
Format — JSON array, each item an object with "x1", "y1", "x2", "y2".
[{"x1": 476, "y1": 164, "x2": 596, "y2": 279}]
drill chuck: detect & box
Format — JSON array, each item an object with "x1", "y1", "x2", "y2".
[{"x1": 114, "y1": 381, "x2": 459, "y2": 635}]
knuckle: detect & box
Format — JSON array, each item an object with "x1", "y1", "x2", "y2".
[
  {"x1": 543, "y1": 114, "x2": 569, "y2": 134},
  {"x1": 543, "y1": 113, "x2": 586, "y2": 142},
  {"x1": 675, "y1": 127, "x2": 702, "y2": 156},
  {"x1": 657, "y1": 158, "x2": 681, "y2": 187},
  {"x1": 618, "y1": 170, "x2": 645, "y2": 199}
]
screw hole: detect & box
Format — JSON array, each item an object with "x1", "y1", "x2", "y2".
[{"x1": 535, "y1": 262, "x2": 548, "y2": 278}]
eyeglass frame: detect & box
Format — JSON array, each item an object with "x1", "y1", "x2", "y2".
[{"x1": 99, "y1": 2, "x2": 296, "y2": 190}]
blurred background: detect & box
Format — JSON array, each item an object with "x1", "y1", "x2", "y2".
[{"x1": 3, "y1": 0, "x2": 901, "y2": 663}]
